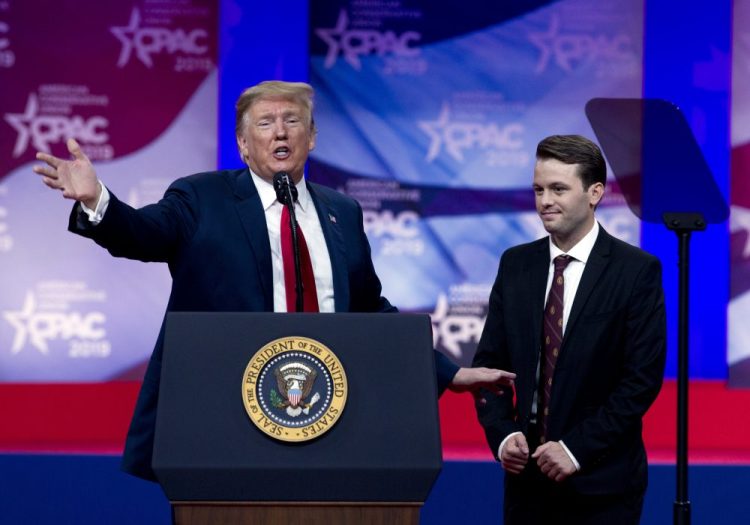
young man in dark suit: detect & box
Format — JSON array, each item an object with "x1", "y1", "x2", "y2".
[
  {"x1": 34, "y1": 80, "x2": 514, "y2": 481},
  {"x1": 473, "y1": 135, "x2": 666, "y2": 524}
]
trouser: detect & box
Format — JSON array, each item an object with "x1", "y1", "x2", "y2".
[{"x1": 503, "y1": 423, "x2": 645, "y2": 525}]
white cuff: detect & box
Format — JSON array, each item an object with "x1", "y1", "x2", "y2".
[
  {"x1": 498, "y1": 431, "x2": 523, "y2": 461},
  {"x1": 559, "y1": 440, "x2": 581, "y2": 471},
  {"x1": 79, "y1": 181, "x2": 109, "y2": 225}
]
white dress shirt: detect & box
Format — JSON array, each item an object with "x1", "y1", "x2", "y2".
[
  {"x1": 544, "y1": 220, "x2": 600, "y2": 335},
  {"x1": 249, "y1": 171, "x2": 335, "y2": 313},
  {"x1": 82, "y1": 172, "x2": 336, "y2": 313}
]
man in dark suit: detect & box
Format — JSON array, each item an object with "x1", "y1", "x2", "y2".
[
  {"x1": 472, "y1": 135, "x2": 666, "y2": 524},
  {"x1": 34, "y1": 80, "x2": 514, "y2": 481}
]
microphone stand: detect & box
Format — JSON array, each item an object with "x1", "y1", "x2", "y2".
[{"x1": 282, "y1": 183, "x2": 304, "y2": 313}]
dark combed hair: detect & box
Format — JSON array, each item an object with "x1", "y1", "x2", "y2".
[{"x1": 536, "y1": 135, "x2": 606, "y2": 189}]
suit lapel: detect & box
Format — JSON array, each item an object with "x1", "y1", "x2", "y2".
[
  {"x1": 232, "y1": 169, "x2": 274, "y2": 311},
  {"x1": 308, "y1": 183, "x2": 350, "y2": 311},
  {"x1": 562, "y1": 227, "x2": 612, "y2": 347}
]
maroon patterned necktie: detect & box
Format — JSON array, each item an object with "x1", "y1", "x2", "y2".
[{"x1": 539, "y1": 254, "x2": 572, "y2": 440}]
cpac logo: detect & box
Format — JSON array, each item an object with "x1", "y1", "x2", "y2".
[
  {"x1": 110, "y1": 7, "x2": 208, "y2": 68},
  {"x1": 3, "y1": 293, "x2": 106, "y2": 354},
  {"x1": 529, "y1": 15, "x2": 633, "y2": 74},
  {"x1": 363, "y1": 209, "x2": 419, "y2": 238},
  {"x1": 364, "y1": 210, "x2": 423, "y2": 256},
  {"x1": 315, "y1": 9, "x2": 421, "y2": 70},
  {"x1": 4, "y1": 94, "x2": 109, "y2": 157},
  {"x1": 431, "y1": 294, "x2": 485, "y2": 358},
  {"x1": 419, "y1": 104, "x2": 524, "y2": 162}
]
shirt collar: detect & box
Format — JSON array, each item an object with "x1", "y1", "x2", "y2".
[
  {"x1": 549, "y1": 220, "x2": 599, "y2": 264},
  {"x1": 249, "y1": 170, "x2": 312, "y2": 213}
]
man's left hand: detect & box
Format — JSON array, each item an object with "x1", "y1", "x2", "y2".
[{"x1": 531, "y1": 441, "x2": 577, "y2": 482}]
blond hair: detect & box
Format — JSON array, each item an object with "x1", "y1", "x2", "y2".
[{"x1": 235, "y1": 80, "x2": 316, "y2": 137}]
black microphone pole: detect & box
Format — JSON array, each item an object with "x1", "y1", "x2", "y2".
[{"x1": 273, "y1": 172, "x2": 304, "y2": 312}]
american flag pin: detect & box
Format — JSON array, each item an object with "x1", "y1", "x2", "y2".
[{"x1": 329, "y1": 214, "x2": 337, "y2": 223}]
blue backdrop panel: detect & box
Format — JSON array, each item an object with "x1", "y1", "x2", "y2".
[{"x1": 642, "y1": 0, "x2": 731, "y2": 379}]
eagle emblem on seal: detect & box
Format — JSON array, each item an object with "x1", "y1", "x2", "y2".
[{"x1": 271, "y1": 361, "x2": 321, "y2": 417}]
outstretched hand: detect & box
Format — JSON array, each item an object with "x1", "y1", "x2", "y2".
[
  {"x1": 448, "y1": 367, "x2": 515, "y2": 404},
  {"x1": 33, "y1": 138, "x2": 100, "y2": 208}
]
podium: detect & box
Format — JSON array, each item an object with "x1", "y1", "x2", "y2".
[{"x1": 152, "y1": 312, "x2": 443, "y2": 524}]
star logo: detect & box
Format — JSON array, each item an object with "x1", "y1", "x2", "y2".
[
  {"x1": 4, "y1": 93, "x2": 39, "y2": 157},
  {"x1": 418, "y1": 103, "x2": 452, "y2": 162},
  {"x1": 315, "y1": 10, "x2": 357, "y2": 69},
  {"x1": 528, "y1": 15, "x2": 562, "y2": 73},
  {"x1": 110, "y1": 7, "x2": 147, "y2": 67},
  {"x1": 3, "y1": 292, "x2": 46, "y2": 354}
]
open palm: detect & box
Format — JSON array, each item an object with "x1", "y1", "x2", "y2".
[{"x1": 33, "y1": 138, "x2": 100, "y2": 207}]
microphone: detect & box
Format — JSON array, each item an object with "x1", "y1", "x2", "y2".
[
  {"x1": 273, "y1": 172, "x2": 303, "y2": 312},
  {"x1": 273, "y1": 171, "x2": 298, "y2": 205}
]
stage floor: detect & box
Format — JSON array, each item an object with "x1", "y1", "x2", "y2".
[{"x1": 1, "y1": 454, "x2": 749, "y2": 524}]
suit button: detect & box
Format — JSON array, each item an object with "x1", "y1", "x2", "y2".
[
  {"x1": 544, "y1": 407, "x2": 549, "y2": 416},
  {"x1": 540, "y1": 436, "x2": 546, "y2": 444}
]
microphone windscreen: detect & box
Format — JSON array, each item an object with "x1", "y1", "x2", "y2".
[{"x1": 273, "y1": 172, "x2": 298, "y2": 204}]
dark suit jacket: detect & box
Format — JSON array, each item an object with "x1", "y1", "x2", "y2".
[
  {"x1": 69, "y1": 168, "x2": 458, "y2": 480},
  {"x1": 472, "y1": 226, "x2": 666, "y2": 495}
]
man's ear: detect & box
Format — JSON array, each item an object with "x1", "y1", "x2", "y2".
[
  {"x1": 589, "y1": 182, "x2": 604, "y2": 207},
  {"x1": 237, "y1": 136, "x2": 247, "y2": 161},
  {"x1": 308, "y1": 131, "x2": 316, "y2": 152}
]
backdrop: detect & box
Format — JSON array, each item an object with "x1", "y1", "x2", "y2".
[
  {"x1": 0, "y1": 0, "x2": 217, "y2": 381},
  {"x1": 729, "y1": 0, "x2": 750, "y2": 386},
  {"x1": 308, "y1": 0, "x2": 642, "y2": 365},
  {"x1": 0, "y1": 0, "x2": 741, "y2": 385}
]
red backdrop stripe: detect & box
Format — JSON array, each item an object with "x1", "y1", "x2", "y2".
[{"x1": 1, "y1": 380, "x2": 749, "y2": 462}]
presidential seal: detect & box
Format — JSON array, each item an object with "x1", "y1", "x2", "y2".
[{"x1": 241, "y1": 336, "x2": 347, "y2": 443}]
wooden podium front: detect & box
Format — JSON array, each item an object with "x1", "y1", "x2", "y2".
[{"x1": 172, "y1": 501, "x2": 421, "y2": 525}]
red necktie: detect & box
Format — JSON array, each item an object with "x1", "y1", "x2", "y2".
[
  {"x1": 539, "y1": 254, "x2": 572, "y2": 440},
  {"x1": 280, "y1": 205, "x2": 319, "y2": 312}
]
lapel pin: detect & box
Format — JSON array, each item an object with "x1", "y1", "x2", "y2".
[{"x1": 329, "y1": 214, "x2": 337, "y2": 223}]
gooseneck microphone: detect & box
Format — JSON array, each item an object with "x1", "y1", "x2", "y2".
[{"x1": 273, "y1": 172, "x2": 304, "y2": 312}]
